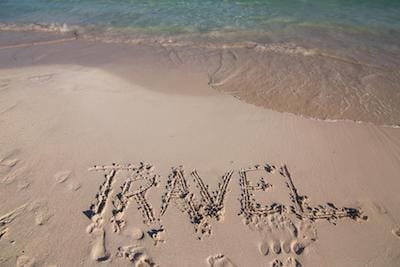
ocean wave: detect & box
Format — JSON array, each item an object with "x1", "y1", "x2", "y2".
[
  {"x1": 0, "y1": 22, "x2": 321, "y2": 56},
  {"x1": 1, "y1": 22, "x2": 386, "y2": 71},
  {"x1": 0, "y1": 22, "x2": 75, "y2": 33}
]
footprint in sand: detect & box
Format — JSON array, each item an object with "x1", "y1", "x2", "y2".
[
  {"x1": 34, "y1": 206, "x2": 52, "y2": 226},
  {"x1": 116, "y1": 245, "x2": 156, "y2": 266},
  {"x1": 256, "y1": 215, "x2": 315, "y2": 259},
  {"x1": 0, "y1": 150, "x2": 19, "y2": 173},
  {"x1": 258, "y1": 241, "x2": 269, "y2": 255},
  {"x1": 0, "y1": 228, "x2": 7, "y2": 240},
  {"x1": 67, "y1": 182, "x2": 81, "y2": 192},
  {"x1": 271, "y1": 240, "x2": 281, "y2": 254},
  {"x1": 132, "y1": 227, "x2": 144, "y2": 240},
  {"x1": 258, "y1": 235, "x2": 306, "y2": 257},
  {"x1": 286, "y1": 257, "x2": 302, "y2": 267},
  {"x1": 16, "y1": 255, "x2": 35, "y2": 267},
  {"x1": 17, "y1": 180, "x2": 30, "y2": 191},
  {"x1": 55, "y1": 170, "x2": 81, "y2": 191},
  {"x1": 0, "y1": 151, "x2": 31, "y2": 185},
  {"x1": 392, "y1": 228, "x2": 400, "y2": 239},
  {"x1": 291, "y1": 241, "x2": 305, "y2": 255},
  {"x1": 282, "y1": 240, "x2": 291, "y2": 254},
  {"x1": 91, "y1": 229, "x2": 109, "y2": 262},
  {"x1": 54, "y1": 171, "x2": 71, "y2": 184},
  {"x1": 207, "y1": 254, "x2": 236, "y2": 267},
  {"x1": 1, "y1": 165, "x2": 28, "y2": 185},
  {"x1": 0, "y1": 158, "x2": 19, "y2": 169},
  {"x1": 270, "y1": 259, "x2": 282, "y2": 267}
]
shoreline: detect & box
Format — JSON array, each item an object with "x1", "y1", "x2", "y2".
[{"x1": 1, "y1": 30, "x2": 400, "y2": 126}]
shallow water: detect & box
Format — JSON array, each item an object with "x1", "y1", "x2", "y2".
[
  {"x1": 1, "y1": 0, "x2": 400, "y2": 126},
  {"x1": 1, "y1": 0, "x2": 399, "y2": 43}
]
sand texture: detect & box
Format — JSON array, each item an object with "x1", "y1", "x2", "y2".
[{"x1": 0, "y1": 32, "x2": 400, "y2": 266}]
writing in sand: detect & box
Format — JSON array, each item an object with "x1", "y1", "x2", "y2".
[{"x1": 83, "y1": 162, "x2": 367, "y2": 266}]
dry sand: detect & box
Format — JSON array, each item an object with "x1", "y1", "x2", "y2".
[{"x1": 0, "y1": 32, "x2": 400, "y2": 267}]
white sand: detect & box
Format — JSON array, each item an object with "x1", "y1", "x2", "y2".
[{"x1": 0, "y1": 61, "x2": 400, "y2": 266}]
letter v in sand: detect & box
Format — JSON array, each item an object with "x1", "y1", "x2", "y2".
[{"x1": 160, "y1": 166, "x2": 233, "y2": 238}]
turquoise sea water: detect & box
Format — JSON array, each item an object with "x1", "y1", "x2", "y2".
[
  {"x1": 1, "y1": 1, "x2": 400, "y2": 125},
  {"x1": 1, "y1": 0, "x2": 400, "y2": 45}
]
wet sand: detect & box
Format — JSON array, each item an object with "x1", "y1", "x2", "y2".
[{"x1": 1, "y1": 30, "x2": 400, "y2": 125}]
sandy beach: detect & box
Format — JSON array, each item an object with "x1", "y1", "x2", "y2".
[{"x1": 1, "y1": 31, "x2": 400, "y2": 267}]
